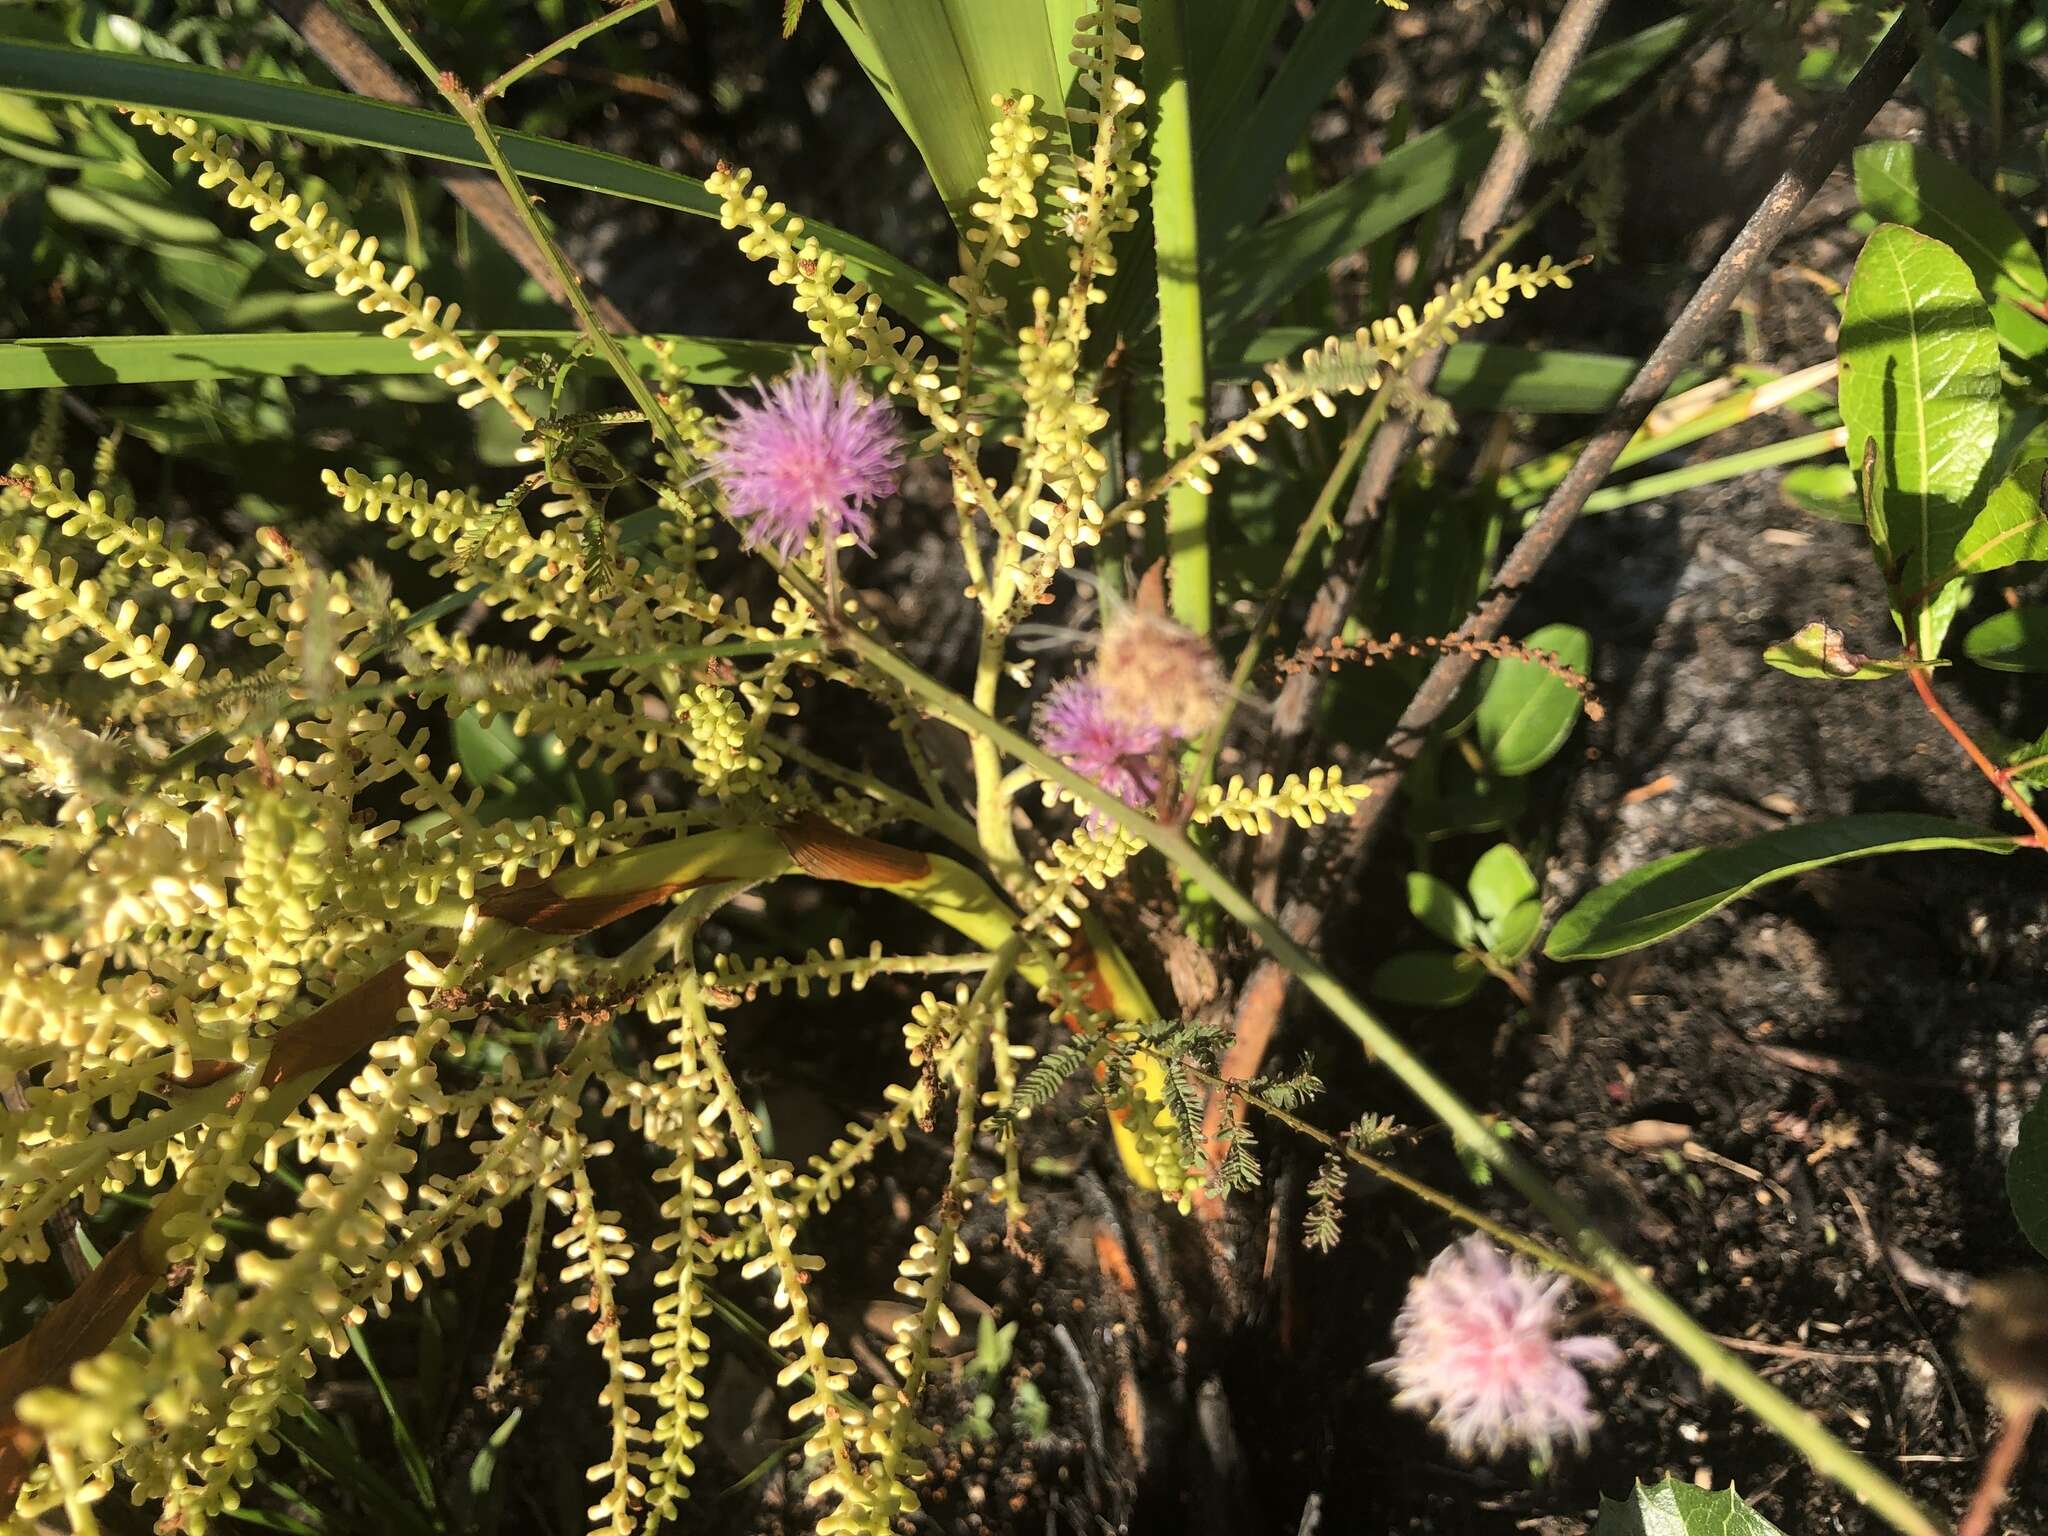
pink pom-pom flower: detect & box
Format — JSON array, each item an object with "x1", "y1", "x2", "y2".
[
  {"x1": 707, "y1": 364, "x2": 904, "y2": 561},
  {"x1": 1033, "y1": 676, "x2": 1172, "y2": 822},
  {"x1": 1377, "y1": 1235, "x2": 1621, "y2": 1461}
]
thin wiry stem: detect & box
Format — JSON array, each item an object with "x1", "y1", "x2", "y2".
[
  {"x1": 482, "y1": 0, "x2": 668, "y2": 101},
  {"x1": 776, "y1": 559, "x2": 1941, "y2": 1536},
  {"x1": 360, "y1": 0, "x2": 687, "y2": 462}
]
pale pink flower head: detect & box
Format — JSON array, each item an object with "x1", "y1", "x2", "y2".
[
  {"x1": 708, "y1": 364, "x2": 904, "y2": 561},
  {"x1": 1034, "y1": 675, "x2": 1172, "y2": 823},
  {"x1": 1377, "y1": 1235, "x2": 1621, "y2": 1461}
]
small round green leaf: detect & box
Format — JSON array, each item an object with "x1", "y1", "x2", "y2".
[
  {"x1": 1369, "y1": 951, "x2": 1487, "y2": 1008},
  {"x1": 1489, "y1": 899, "x2": 1543, "y2": 964},
  {"x1": 1964, "y1": 607, "x2": 2048, "y2": 673},
  {"x1": 1406, "y1": 872, "x2": 1479, "y2": 947},
  {"x1": 1467, "y1": 843, "x2": 1538, "y2": 923},
  {"x1": 1475, "y1": 623, "x2": 1591, "y2": 777},
  {"x1": 1780, "y1": 461, "x2": 1864, "y2": 522}
]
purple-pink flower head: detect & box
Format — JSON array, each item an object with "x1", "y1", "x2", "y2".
[
  {"x1": 708, "y1": 364, "x2": 904, "y2": 562},
  {"x1": 1377, "y1": 1235, "x2": 1621, "y2": 1461},
  {"x1": 1034, "y1": 676, "x2": 1172, "y2": 823}
]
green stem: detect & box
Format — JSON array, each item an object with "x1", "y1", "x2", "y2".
[
  {"x1": 1142, "y1": 0, "x2": 1210, "y2": 634},
  {"x1": 360, "y1": 0, "x2": 687, "y2": 462},
  {"x1": 1179, "y1": 1058, "x2": 1607, "y2": 1292},
  {"x1": 779, "y1": 564, "x2": 1942, "y2": 1536},
  {"x1": 481, "y1": 0, "x2": 668, "y2": 101}
]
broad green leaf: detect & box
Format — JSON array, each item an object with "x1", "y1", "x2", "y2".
[
  {"x1": 1545, "y1": 813, "x2": 2016, "y2": 962},
  {"x1": 1475, "y1": 623, "x2": 1591, "y2": 777},
  {"x1": 1762, "y1": 621, "x2": 1921, "y2": 681},
  {"x1": 1852, "y1": 139, "x2": 2048, "y2": 365},
  {"x1": 1369, "y1": 950, "x2": 1487, "y2": 1009},
  {"x1": 1206, "y1": 17, "x2": 1690, "y2": 346},
  {"x1": 1780, "y1": 461, "x2": 1865, "y2": 522},
  {"x1": 1837, "y1": 225, "x2": 2000, "y2": 655},
  {"x1": 0, "y1": 331, "x2": 803, "y2": 390},
  {"x1": 818, "y1": 0, "x2": 1072, "y2": 294},
  {"x1": 1467, "y1": 843, "x2": 1537, "y2": 923},
  {"x1": 0, "y1": 38, "x2": 956, "y2": 333},
  {"x1": 1593, "y1": 1477, "x2": 1786, "y2": 1536},
  {"x1": 1854, "y1": 141, "x2": 2047, "y2": 303},
  {"x1": 453, "y1": 709, "x2": 608, "y2": 820},
  {"x1": 1407, "y1": 872, "x2": 1479, "y2": 947},
  {"x1": 2012, "y1": 1095, "x2": 2048, "y2": 1261},
  {"x1": 1963, "y1": 608, "x2": 2048, "y2": 673},
  {"x1": 1949, "y1": 460, "x2": 2048, "y2": 578}
]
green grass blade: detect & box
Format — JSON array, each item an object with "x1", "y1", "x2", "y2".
[
  {"x1": 817, "y1": 0, "x2": 1070, "y2": 296},
  {"x1": 345, "y1": 1320, "x2": 443, "y2": 1524},
  {"x1": 1575, "y1": 429, "x2": 1845, "y2": 516},
  {"x1": 0, "y1": 38, "x2": 956, "y2": 334},
  {"x1": 0, "y1": 331, "x2": 805, "y2": 390},
  {"x1": 1204, "y1": 0, "x2": 1387, "y2": 242},
  {"x1": 1206, "y1": 16, "x2": 1691, "y2": 346},
  {"x1": 1144, "y1": 0, "x2": 1210, "y2": 632}
]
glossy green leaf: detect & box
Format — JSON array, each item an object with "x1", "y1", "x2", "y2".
[
  {"x1": 1780, "y1": 461, "x2": 1865, "y2": 522},
  {"x1": 1407, "y1": 872, "x2": 1479, "y2": 947},
  {"x1": 1206, "y1": 17, "x2": 1690, "y2": 345},
  {"x1": 0, "y1": 331, "x2": 802, "y2": 390},
  {"x1": 1475, "y1": 623, "x2": 1591, "y2": 777},
  {"x1": 454, "y1": 709, "x2": 608, "y2": 820},
  {"x1": 1545, "y1": 814, "x2": 2016, "y2": 962},
  {"x1": 1593, "y1": 1478, "x2": 1786, "y2": 1536},
  {"x1": 2012, "y1": 1095, "x2": 2048, "y2": 1261},
  {"x1": 1489, "y1": 899, "x2": 1543, "y2": 965},
  {"x1": 1949, "y1": 460, "x2": 2048, "y2": 578},
  {"x1": 1838, "y1": 225, "x2": 2001, "y2": 655},
  {"x1": 1762, "y1": 621, "x2": 1920, "y2": 681},
  {"x1": 1854, "y1": 139, "x2": 2048, "y2": 362},
  {"x1": 1855, "y1": 141, "x2": 2047, "y2": 301},
  {"x1": 0, "y1": 38, "x2": 956, "y2": 333},
  {"x1": 818, "y1": 0, "x2": 1073, "y2": 292},
  {"x1": 1369, "y1": 950, "x2": 1487, "y2": 1009},
  {"x1": 1467, "y1": 843, "x2": 1538, "y2": 924},
  {"x1": 1963, "y1": 607, "x2": 2048, "y2": 673}
]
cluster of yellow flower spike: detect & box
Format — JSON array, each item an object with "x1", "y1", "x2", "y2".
[{"x1": 0, "y1": 0, "x2": 1576, "y2": 1523}]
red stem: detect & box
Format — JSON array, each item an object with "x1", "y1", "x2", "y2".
[
  {"x1": 1909, "y1": 665, "x2": 2048, "y2": 848},
  {"x1": 1959, "y1": 1398, "x2": 2038, "y2": 1536}
]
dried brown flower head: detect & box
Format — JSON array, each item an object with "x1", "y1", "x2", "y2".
[
  {"x1": 1095, "y1": 610, "x2": 1225, "y2": 741},
  {"x1": 1960, "y1": 1272, "x2": 2048, "y2": 1409}
]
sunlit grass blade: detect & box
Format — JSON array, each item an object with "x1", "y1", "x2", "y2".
[
  {"x1": 0, "y1": 38, "x2": 957, "y2": 335},
  {"x1": 817, "y1": 1, "x2": 1071, "y2": 297},
  {"x1": 1145, "y1": 0, "x2": 1211, "y2": 632},
  {"x1": 0, "y1": 331, "x2": 804, "y2": 391},
  {"x1": 1572, "y1": 427, "x2": 1847, "y2": 516}
]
